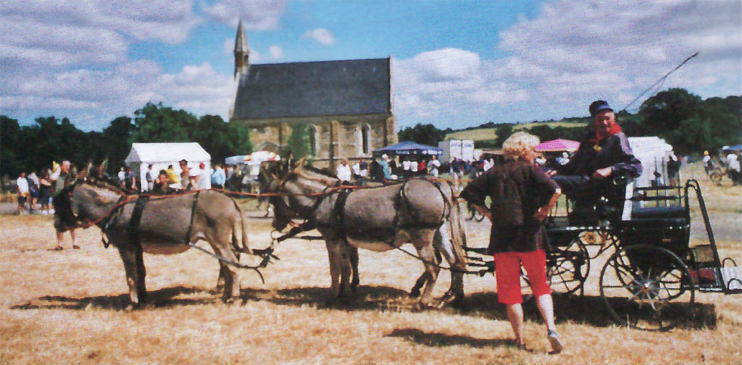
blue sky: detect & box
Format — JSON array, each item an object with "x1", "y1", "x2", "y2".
[{"x1": 1, "y1": 0, "x2": 740, "y2": 131}]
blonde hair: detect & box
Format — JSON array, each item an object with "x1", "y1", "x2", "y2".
[{"x1": 502, "y1": 132, "x2": 540, "y2": 160}]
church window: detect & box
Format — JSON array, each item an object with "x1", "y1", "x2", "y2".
[
  {"x1": 362, "y1": 124, "x2": 371, "y2": 154},
  {"x1": 309, "y1": 125, "x2": 318, "y2": 156}
]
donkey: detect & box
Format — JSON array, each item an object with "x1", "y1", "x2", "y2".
[
  {"x1": 262, "y1": 160, "x2": 468, "y2": 307},
  {"x1": 53, "y1": 164, "x2": 253, "y2": 307}
]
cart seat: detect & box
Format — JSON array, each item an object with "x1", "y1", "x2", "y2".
[{"x1": 630, "y1": 205, "x2": 686, "y2": 219}]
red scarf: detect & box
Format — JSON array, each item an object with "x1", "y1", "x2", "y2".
[{"x1": 595, "y1": 123, "x2": 622, "y2": 143}]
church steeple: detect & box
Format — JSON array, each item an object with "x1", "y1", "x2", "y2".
[{"x1": 234, "y1": 19, "x2": 249, "y2": 77}]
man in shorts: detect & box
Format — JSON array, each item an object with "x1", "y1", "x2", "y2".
[{"x1": 51, "y1": 160, "x2": 79, "y2": 250}]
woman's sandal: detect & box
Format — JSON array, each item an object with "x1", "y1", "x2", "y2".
[
  {"x1": 72, "y1": 245, "x2": 80, "y2": 249},
  {"x1": 54, "y1": 246, "x2": 63, "y2": 251}
]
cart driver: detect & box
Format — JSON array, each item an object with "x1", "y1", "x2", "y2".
[{"x1": 548, "y1": 100, "x2": 642, "y2": 219}]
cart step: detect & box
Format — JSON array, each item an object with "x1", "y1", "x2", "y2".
[{"x1": 721, "y1": 266, "x2": 742, "y2": 293}]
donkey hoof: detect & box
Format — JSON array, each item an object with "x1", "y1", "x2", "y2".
[
  {"x1": 409, "y1": 288, "x2": 422, "y2": 298},
  {"x1": 223, "y1": 297, "x2": 236, "y2": 305},
  {"x1": 412, "y1": 301, "x2": 432, "y2": 312}
]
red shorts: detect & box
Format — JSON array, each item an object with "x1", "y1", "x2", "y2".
[{"x1": 493, "y1": 249, "x2": 551, "y2": 305}]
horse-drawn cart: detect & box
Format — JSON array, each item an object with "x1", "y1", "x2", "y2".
[{"x1": 464, "y1": 179, "x2": 742, "y2": 331}]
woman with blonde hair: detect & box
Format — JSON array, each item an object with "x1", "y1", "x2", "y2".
[{"x1": 461, "y1": 131, "x2": 564, "y2": 353}]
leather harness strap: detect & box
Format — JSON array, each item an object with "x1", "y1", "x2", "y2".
[{"x1": 127, "y1": 195, "x2": 150, "y2": 247}]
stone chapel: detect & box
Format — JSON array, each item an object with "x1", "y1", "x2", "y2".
[{"x1": 228, "y1": 20, "x2": 398, "y2": 169}]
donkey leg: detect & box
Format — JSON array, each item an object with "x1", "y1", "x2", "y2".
[
  {"x1": 117, "y1": 245, "x2": 144, "y2": 308},
  {"x1": 349, "y1": 246, "x2": 360, "y2": 293},
  {"x1": 135, "y1": 245, "x2": 147, "y2": 303},
  {"x1": 338, "y1": 245, "x2": 354, "y2": 300},
  {"x1": 414, "y1": 241, "x2": 440, "y2": 307},
  {"x1": 325, "y1": 241, "x2": 344, "y2": 302},
  {"x1": 213, "y1": 246, "x2": 241, "y2": 303},
  {"x1": 433, "y1": 226, "x2": 465, "y2": 304},
  {"x1": 216, "y1": 264, "x2": 228, "y2": 290}
]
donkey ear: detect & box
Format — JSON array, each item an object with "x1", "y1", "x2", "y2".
[
  {"x1": 294, "y1": 157, "x2": 307, "y2": 169},
  {"x1": 78, "y1": 162, "x2": 92, "y2": 180},
  {"x1": 98, "y1": 158, "x2": 108, "y2": 178}
]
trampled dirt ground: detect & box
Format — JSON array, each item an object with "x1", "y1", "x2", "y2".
[{"x1": 1, "y1": 163, "x2": 740, "y2": 364}]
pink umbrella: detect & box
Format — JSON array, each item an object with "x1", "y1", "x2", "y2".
[{"x1": 536, "y1": 138, "x2": 580, "y2": 152}]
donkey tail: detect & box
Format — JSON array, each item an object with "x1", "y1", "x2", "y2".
[
  {"x1": 231, "y1": 197, "x2": 252, "y2": 254},
  {"x1": 445, "y1": 181, "x2": 468, "y2": 265}
]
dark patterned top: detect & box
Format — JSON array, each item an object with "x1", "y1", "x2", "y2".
[{"x1": 461, "y1": 160, "x2": 559, "y2": 253}]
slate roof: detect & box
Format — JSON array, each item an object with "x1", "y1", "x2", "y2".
[{"x1": 232, "y1": 57, "x2": 392, "y2": 120}]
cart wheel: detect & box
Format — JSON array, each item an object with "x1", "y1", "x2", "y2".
[
  {"x1": 520, "y1": 239, "x2": 590, "y2": 297},
  {"x1": 547, "y1": 239, "x2": 590, "y2": 294},
  {"x1": 599, "y1": 244, "x2": 695, "y2": 331}
]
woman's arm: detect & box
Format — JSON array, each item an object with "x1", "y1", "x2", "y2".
[{"x1": 533, "y1": 188, "x2": 561, "y2": 221}]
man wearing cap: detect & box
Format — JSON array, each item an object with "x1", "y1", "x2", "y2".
[{"x1": 549, "y1": 100, "x2": 642, "y2": 217}]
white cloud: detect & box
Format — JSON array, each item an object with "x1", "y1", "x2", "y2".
[
  {"x1": 302, "y1": 29, "x2": 336, "y2": 46},
  {"x1": 395, "y1": 0, "x2": 741, "y2": 128},
  {"x1": 269, "y1": 45, "x2": 284, "y2": 60},
  {"x1": 202, "y1": 0, "x2": 286, "y2": 30}
]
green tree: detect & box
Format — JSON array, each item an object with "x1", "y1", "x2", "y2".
[
  {"x1": 130, "y1": 102, "x2": 194, "y2": 143},
  {"x1": 101, "y1": 116, "x2": 134, "y2": 172},
  {"x1": 0, "y1": 116, "x2": 22, "y2": 180},
  {"x1": 398, "y1": 123, "x2": 446, "y2": 146},
  {"x1": 639, "y1": 88, "x2": 703, "y2": 135},
  {"x1": 495, "y1": 124, "x2": 514, "y2": 147},
  {"x1": 287, "y1": 123, "x2": 311, "y2": 159}
]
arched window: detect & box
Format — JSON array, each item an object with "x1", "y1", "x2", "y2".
[
  {"x1": 362, "y1": 124, "x2": 371, "y2": 155},
  {"x1": 309, "y1": 125, "x2": 317, "y2": 156}
]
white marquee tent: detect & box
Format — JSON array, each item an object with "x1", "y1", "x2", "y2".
[
  {"x1": 124, "y1": 143, "x2": 211, "y2": 191},
  {"x1": 627, "y1": 136, "x2": 674, "y2": 187}
]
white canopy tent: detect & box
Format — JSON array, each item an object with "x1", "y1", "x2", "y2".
[
  {"x1": 627, "y1": 137, "x2": 674, "y2": 187},
  {"x1": 124, "y1": 143, "x2": 211, "y2": 191}
]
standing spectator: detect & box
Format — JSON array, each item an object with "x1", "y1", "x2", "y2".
[
  {"x1": 380, "y1": 154, "x2": 391, "y2": 180},
  {"x1": 27, "y1": 170, "x2": 40, "y2": 213},
  {"x1": 51, "y1": 160, "x2": 79, "y2": 250},
  {"x1": 39, "y1": 169, "x2": 53, "y2": 214},
  {"x1": 460, "y1": 132, "x2": 563, "y2": 353},
  {"x1": 16, "y1": 171, "x2": 29, "y2": 215},
  {"x1": 727, "y1": 152, "x2": 740, "y2": 186},
  {"x1": 198, "y1": 162, "x2": 211, "y2": 190},
  {"x1": 152, "y1": 170, "x2": 174, "y2": 194},
  {"x1": 418, "y1": 159, "x2": 426, "y2": 176},
  {"x1": 352, "y1": 160, "x2": 362, "y2": 180},
  {"x1": 117, "y1": 167, "x2": 126, "y2": 187},
  {"x1": 402, "y1": 158, "x2": 411, "y2": 179},
  {"x1": 359, "y1": 159, "x2": 368, "y2": 179},
  {"x1": 124, "y1": 166, "x2": 137, "y2": 191},
  {"x1": 410, "y1": 159, "x2": 419, "y2": 177},
  {"x1": 667, "y1": 154, "x2": 681, "y2": 186},
  {"x1": 211, "y1": 164, "x2": 226, "y2": 189},
  {"x1": 428, "y1": 155, "x2": 441, "y2": 177},
  {"x1": 179, "y1": 159, "x2": 190, "y2": 190},
  {"x1": 145, "y1": 164, "x2": 155, "y2": 191},
  {"x1": 451, "y1": 158, "x2": 463, "y2": 191},
  {"x1": 369, "y1": 158, "x2": 381, "y2": 182},
  {"x1": 702, "y1": 151, "x2": 714, "y2": 175},
  {"x1": 166, "y1": 164, "x2": 180, "y2": 189},
  {"x1": 187, "y1": 165, "x2": 200, "y2": 191},
  {"x1": 336, "y1": 159, "x2": 352, "y2": 182}
]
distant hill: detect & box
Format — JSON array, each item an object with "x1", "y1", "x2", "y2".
[{"x1": 444, "y1": 119, "x2": 587, "y2": 142}]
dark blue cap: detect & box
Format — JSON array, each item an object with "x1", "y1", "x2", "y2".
[{"x1": 589, "y1": 100, "x2": 613, "y2": 117}]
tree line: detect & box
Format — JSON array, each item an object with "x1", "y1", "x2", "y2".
[
  {"x1": 399, "y1": 88, "x2": 741, "y2": 155},
  {"x1": 1, "y1": 102, "x2": 253, "y2": 181}
]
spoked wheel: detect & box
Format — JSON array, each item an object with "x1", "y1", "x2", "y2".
[
  {"x1": 520, "y1": 239, "x2": 589, "y2": 297},
  {"x1": 546, "y1": 239, "x2": 590, "y2": 294},
  {"x1": 600, "y1": 244, "x2": 695, "y2": 331}
]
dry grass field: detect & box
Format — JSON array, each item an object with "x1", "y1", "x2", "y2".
[{"x1": 1, "y1": 163, "x2": 741, "y2": 364}]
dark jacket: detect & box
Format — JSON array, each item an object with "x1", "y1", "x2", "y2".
[
  {"x1": 461, "y1": 160, "x2": 559, "y2": 253},
  {"x1": 559, "y1": 130, "x2": 642, "y2": 178}
]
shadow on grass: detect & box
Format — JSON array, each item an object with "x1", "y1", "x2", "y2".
[
  {"x1": 386, "y1": 328, "x2": 513, "y2": 349},
  {"x1": 455, "y1": 292, "x2": 716, "y2": 330},
  {"x1": 11, "y1": 286, "x2": 217, "y2": 311},
  {"x1": 241, "y1": 285, "x2": 419, "y2": 312}
]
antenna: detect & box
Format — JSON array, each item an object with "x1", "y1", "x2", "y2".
[{"x1": 620, "y1": 52, "x2": 699, "y2": 113}]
